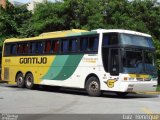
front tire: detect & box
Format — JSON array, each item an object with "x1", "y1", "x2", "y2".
[
  {"x1": 16, "y1": 73, "x2": 25, "y2": 88},
  {"x1": 25, "y1": 73, "x2": 34, "y2": 89},
  {"x1": 86, "y1": 76, "x2": 101, "y2": 97}
]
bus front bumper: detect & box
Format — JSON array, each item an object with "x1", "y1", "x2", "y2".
[
  {"x1": 102, "y1": 80, "x2": 157, "y2": 92},
  {"x1": 120, "y1": 81, "x2": 157, "y2": 92}
]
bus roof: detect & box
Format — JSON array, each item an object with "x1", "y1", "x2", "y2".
[
  {"x1": 93, "y1": 29, "x2": 151, "y2": 37},
  {"x1": 4, "y1": 29, "x2": 98, "y2": 43},
  {"x1": 4, "y1": 29, "x2": 151, "y2": 43}
]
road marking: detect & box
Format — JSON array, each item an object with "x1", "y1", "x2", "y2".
[
  {"x1": 141, "y1": 107, "x2": 160, "y2": 120},
  {"x1": 142, "y1": 107, "x2": 153, "y2": 114}
]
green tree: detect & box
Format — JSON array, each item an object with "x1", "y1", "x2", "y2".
[
  {"x1": 26, "y1": 2, "x2": 66, "y2": 36},
  {"x1": 27, "y1": 0, "x2": 104, "y2": 36},
  {"x1": 0, "y1": 1, "x2": 32, "y2": 45}
]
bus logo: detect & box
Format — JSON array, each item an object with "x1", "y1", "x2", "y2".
[
  {"x1": 19, "y1": 57, "x2": 47, "y2": 64},
  {"x1": 105, "y1": 79, "x2": 117, "y2": 88}
]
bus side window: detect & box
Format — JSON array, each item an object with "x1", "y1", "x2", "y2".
[
  {"x1": 52, "y1": 40, "x2": 59, "y2": 53},
  {"x1": 10, "y1": 44, "x2": 17, "y2": 55},
  {"x1": 80, "y1": 37, "x2": 88, "y2": 52},
  {"x1": 61, "y1": 40, "x2": 69, "y2": 53},
  {"x1": 88, "y1": 36, "x2": 99, "y2": 51},
  {"x1": 37, "y1": 42, "x2": 44, "y2": 54},
  {"x1": 103, "y1": 36, "x2": 109, "y2": 46},
  {"x1": 70, "y1": 39, "x2": 77, "y2": 52},
  {"x1": 31, "y1": 42, "x2": 36, "y2": 54},
  {"x1": 23, "y1": 43, "x2": 29, "y2": 54},
  {"x1": 103, "y1": 33, "x2": 119, "y2": 46},
  {"x1": 45, "y1": 40, "x2": 51, "y2": 53},
  {"x1": 17, "y1": 43, "x2": 23, "y2": 54}
]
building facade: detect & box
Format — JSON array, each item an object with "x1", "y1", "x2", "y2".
[
  {"x1": 9, "y1": 0, "x2": 24, "y2": 6},
  {"x1": 0, "y1": 0, "x2": 6, "y2": 9},
  {"x1": 27, "y1": 0, "x2": 47, "y2": 11}
]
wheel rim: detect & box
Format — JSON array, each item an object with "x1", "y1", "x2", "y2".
[
  {"x1": 26, "y1": 76, "x2": 32, "y2": 87},
  {"x1": 18, "y1": 76, "x2": 23, "y2": 85},
  {"x1": 89, "y1": 81, "x2": 99, "y2": 93}
]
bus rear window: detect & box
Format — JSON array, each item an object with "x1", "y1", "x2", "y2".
[
  {"x1": 4, "y1": 44, "x2": 17, "y2": 56},
  {"x1": 4, "y1": 44, "x2": 11, "y2": 56}
]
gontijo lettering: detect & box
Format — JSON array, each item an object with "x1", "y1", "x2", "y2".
[{"x1": 19, "y1": 57, "x2": 47, "y2": 64}]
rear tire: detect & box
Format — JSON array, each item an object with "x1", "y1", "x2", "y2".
[
  {"x1": 16, "y1": 73, "x2": 25, "y2": 88},
  {"x1": 86, "y1": 76, "x2": 101, "y2": 97},
  {"x1": 25, "y1": 73, "x2": 34, "y2": 89}
]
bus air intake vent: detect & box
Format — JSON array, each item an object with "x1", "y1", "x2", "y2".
[
  {"x1": 4, "y1": 67, "x2": 9, "y2": 81},
  {"x1": 136, "y1": 78, "x2": 143, "y2": 81},
  {"x1": 144, "y1": 78, "x2": 151, "y2": 81}
]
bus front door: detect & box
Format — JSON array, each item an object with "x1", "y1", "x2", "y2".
[{"x1": 109, "y1": 49, "x2": 120, "y2": 76}]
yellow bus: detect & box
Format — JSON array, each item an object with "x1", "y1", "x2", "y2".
[{"x1": 1, "y1": 29, "x2": 158, "y2": 96}]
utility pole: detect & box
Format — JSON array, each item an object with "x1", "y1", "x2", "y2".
[{"x1": 0, "y1": 0, "x2": 6, "y2": 9}]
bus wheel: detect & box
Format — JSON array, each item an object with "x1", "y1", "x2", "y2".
[
  {"x1": 16, "y1": 73, "x2": 25, "y2": 88},
  {"x1": 86, "y1": 76, "x2": 101, "y2": 97},
  {"x1": 116, "y1": 92, "x2": 128, "y2": 97},
  {"x1": 25, "y1": 73, "x2": 34, "y2": 89}
]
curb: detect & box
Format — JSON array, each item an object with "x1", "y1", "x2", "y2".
[{"x1": 136, "y1": 92, "x2": 160, "y2": 94}]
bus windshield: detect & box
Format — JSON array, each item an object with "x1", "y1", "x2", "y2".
[
  {"x1": 122, "y1": 48, "x2": 156, "y2": 75},
  {"x1": 120, "y1": 33, "x2": 154, "y2": 48}
]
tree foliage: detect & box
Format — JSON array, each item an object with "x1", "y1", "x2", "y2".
[
  {"x1": 0, "y1": 1, "x2": 32, "y2": 45},
  {"x1": 24, "y1": 0, "x2": 160, "y2": 39}
]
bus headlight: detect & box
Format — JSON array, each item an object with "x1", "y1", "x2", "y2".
[
  {"x1": 129, "y1": 78, "x2": 135, "y2": 81},
  {"x1": 152, "y1": 77, "x2": 158, "y2": 81}
]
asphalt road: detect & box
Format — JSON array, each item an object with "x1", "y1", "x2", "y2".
[{"x1": 0, "y1": 83, "x2": 160, "y2": 120}]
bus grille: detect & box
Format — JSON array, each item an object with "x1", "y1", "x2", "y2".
[
  {"x1": 4, "y1": 67, "x2": 9, "y2": 81},
  {"x1": 136, "y1": 78, "x2": 143, "y2": 81},
  {"x1": 136, "y1": 78, "x2": 151, "y2": 81},
  {"x1": 144, "y1": 78, "x2": 151, "y2": 81}
]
